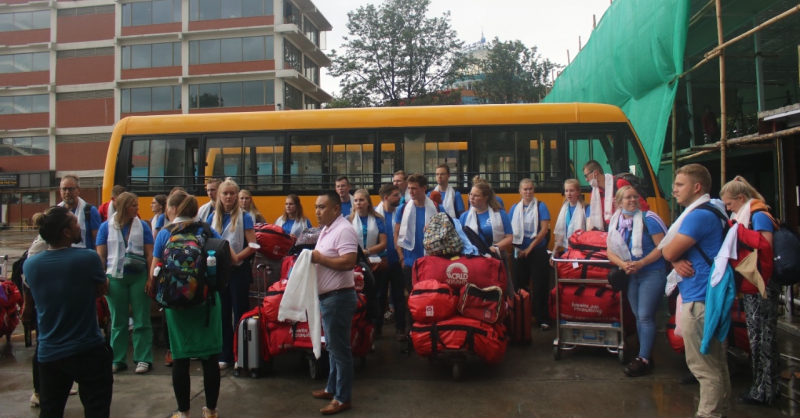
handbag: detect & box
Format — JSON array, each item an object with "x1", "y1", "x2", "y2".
[
  {"x1": 607, "y1": 266, "x2": 629, "y2": 292},
  {"x1": 123, "y1": 252, "x2": 148, "y2": 273}
]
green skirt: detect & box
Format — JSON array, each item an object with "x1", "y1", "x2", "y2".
[{"x1": 165, "y1": 292, "x2": 222, "y2": 360}]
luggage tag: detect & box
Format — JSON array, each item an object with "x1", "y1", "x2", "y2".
[{"x1": 572, "y1": 262, "x2": 579, "y2": 269}]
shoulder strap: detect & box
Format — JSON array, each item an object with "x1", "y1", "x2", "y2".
[
  {"x1": 84, "y1": 204, "x2": 93, "y2": 248},
  {"x1": 690, "y1": 204, "x2": 727, "y2": 266}
]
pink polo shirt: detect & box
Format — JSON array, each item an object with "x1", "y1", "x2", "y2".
[{"x1": 316, "y1": 215, "x2": 359, "y2": 294}]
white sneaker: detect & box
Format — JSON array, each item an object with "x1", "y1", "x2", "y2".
[
  {"x1": 218, "y1": 362, "x2": 228, "y2": 370},
  {"x1": 135, "y1": 362, "x2": 150, "y2": 374},
  {"x1": 203, "y1": 407, "x2": 219, "y2": 418},
  {"x1": 171, "y1": 412, "x2": 189, "y2": 418},
  {"x1": 30, "y1": 392, "x2": 40, "y2": 407}
]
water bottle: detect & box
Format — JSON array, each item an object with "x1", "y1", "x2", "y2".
[
  {"x1": 207, "y1": 251, "x2": 217, "y2": 277},
  {"x1": 153, "y1": 262, "x2": 162, "y2": 278}
]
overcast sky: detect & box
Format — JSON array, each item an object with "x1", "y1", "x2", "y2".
[{"x1": 318, "y1": 0, "x2": 613, "y2": 96}]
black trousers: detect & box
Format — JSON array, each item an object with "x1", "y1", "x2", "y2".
[
  {"x1": 513, "y1": 246, "x2": 551, "y2": 325},
  {"x1": 38, "y1": 344, "x2": 113, "y2": 418},
  {"x1": 172, "y1": 355, "x2": 220, "y2": 412},
  {"x1": 377, "y1": 264, "x2": 407, "y2": 333}
]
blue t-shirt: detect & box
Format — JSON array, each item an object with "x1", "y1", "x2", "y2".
[
  {"x1": 569, "y1": 204, "x2": 592, "y2": 219},
  {"x1": 382, "y1": 208, "x2": 399, "y2": 266},
  {"x1": 358, "y1": 215, "x2": 387, "y2": 256},
  {"x1": 394, "y1": 203, "x2": 445, "y2": 267},
  {"x1": 205, "y1": 212, "x2": 255, "y2": 232},
  {"x1": 751, "y1": 212, "x2": 775, "y2": 233},
  {"x1": 427, "y1": 189, "x2": 465, "y2": 215},
  {"x1": 69, "y1": 205, "x2": 101, "y2": 250},
  {"x1": 24, "y1": 248, "x2": 106, "y2": 362},
  {"x1": 154, "y1": 224, "x2": 223, "y2": 258},
  {"x1": 620, "y1": 214, "x2": 666, "y2": 273},
  {"x1": 96, "y1": 220, "x2": 155, "y2": 272},
  {"x1": 677, "y1": 209, "x2": 724, "y2": 302},
  {"x1": 341, "y1": 199, "x2": 353, "y2": 218},
  {"x1": 458, "y1": 209, "x2": 513, "y2": 247},
  {"x1": 509, "y1": 201, "x2": 551, "y2": 249},
  {"x1": 154, "y1": 214, "x2": 166, "y2": 231},
  {"x1": 280, "y1": 218, "x2": 312, "y2": 235}
]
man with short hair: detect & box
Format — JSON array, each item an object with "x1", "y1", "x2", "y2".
[
  {"x1": 197, "y1": 179, "x2": 221, "y2": 222},
  {"x1": 661, "y1": 163, "x2": 729, "y2": 418},
  {"x1": 98, "y1": 185, "x2": 125, "y2": 222},
  {"x1": 22, "y1": 206, "x2": 112, "y2": 417},
  {"x1": 375, "y1": 184, "x2": 406, "y2": 341},
  {"x1": 392, "y1": 170, "x2": 410, "y2": 206},
  {"x1": 335, "y1": 176, "x2": 353, "y2": 218},
  {"x1": 429, "y1": 164, "x2": 464, "y2": 217},
  {"x1": 59, "y1": 174, "x2": 101, "y2": 250},
  {"x1": 310, "y1": 191, "x2": 359, "y2": 415}
]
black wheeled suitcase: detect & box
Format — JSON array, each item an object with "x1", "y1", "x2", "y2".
[{"x1": 234, "y1": 315, "x2": 264, "y2": 378}]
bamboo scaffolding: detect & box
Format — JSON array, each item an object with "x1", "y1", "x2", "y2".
[{"x1": 715, "y1": 0, "x2": 727, "y2": 183}]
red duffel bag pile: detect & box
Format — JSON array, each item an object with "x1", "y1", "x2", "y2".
[
  {"x1": 1, "y1": 280, "x2": 22, "y2": 341},
  {"x1": 556, "y1": 230, "x2": 613, "y2": 279},
  {"x1": 409, "y1": 255, "x2": 508, "y2": 365}
]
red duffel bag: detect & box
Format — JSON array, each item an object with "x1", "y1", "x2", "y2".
[
  {"x1": 410, "y1": 316, "x2": 507, "y2": 365},
  {"x1": 408, "y1": 280, "x2": 459, "y2": 324},
  {"x1": 549, "y1": 284, "x2": 621, "y2": 323},
  {"x1": 665, "y1": 315, "x2": 685, "y2": 354},
  {"x1": 556, "y1": 248, "x2": 613, "y2": 279},
  {"x1": 352, "y1": 292, "x2": 368, "y2": 326},
  {"x1": 351, "y1": 317, "x2": 374, "y2": 358},
  {"x1": 255, "y1": 223, "x2": 295, "y2": 260},
  {"x1": 280, "y1": 255, "x2": 297, "y2": 281},
  {"x1": 262, "y1": 280, "x2": 287, "y2": 323},
  {"x1": 412, "y1": 255, "x2": 508, "y2": 294},
  {"x1": 457, "y1": 284, "x2": 505, "y2": 324},
  {"x1": 731, "y1": 301, "x2": 750, "y2": 354},
  {"x1": 267, "y1": 321, "x2": 316, "y2": 356}
]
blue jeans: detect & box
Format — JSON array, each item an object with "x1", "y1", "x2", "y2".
[
  {"x1": 320, "y1": 289, "x2": 357, "y2": 404},
  {"x1": 627, "y1": 266, "x2": 666, "y2": 360}
]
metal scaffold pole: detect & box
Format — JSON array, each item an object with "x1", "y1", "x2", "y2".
[{"x1": 715, "y1": 0, "x2": 727, "y2": 184}]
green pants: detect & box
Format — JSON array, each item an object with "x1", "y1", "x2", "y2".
[{"x1": 106, "y1": 271, "x2": 153, "y2": 365}]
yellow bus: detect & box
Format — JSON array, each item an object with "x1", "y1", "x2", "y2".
[{"x1": 103, "y1": 103, "x2": 670, "y2": 229}]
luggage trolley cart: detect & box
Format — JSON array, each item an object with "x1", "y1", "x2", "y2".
[{"x1": 551, "y1": 256, "x2": 626, "y2": 364}]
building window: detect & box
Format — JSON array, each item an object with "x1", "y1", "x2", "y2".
[
  {"x1": 189, "y1": 36, "x2": 273, "y2": 65},
  {"x1": 305, "y1": 95, "x2": 320, "y2": 110},
  {"x1": 189, "y1": 80, "x2": 274, "y2": 108},
  {"x1": 284, "y1": 83, "x2": 302, "y2": 109},
  {"x1": 0, "y1": 95, "x2": 48, "y2": 114},
  {"x1": 0, "y1": 10, "x2": 50, "y2": 32},
  {"x1": 284, "y1": 41, "x2": 301, "y2": 72},
  {"x1": 283, "y1": 0, "x2": 300, "y2": 25},
  {"x1": 0, "y1": 136, "x2": 49, "y2": 156},
  {"x1": 190, "y1": 0, "x2": 273, "y2": 21},
  {"x1": 0, "y1": 52, "x2": 49, "y2": 74},
  {"x1": 122, "y1": 42, "x2": 181, "y2": 69},
  {"x1": 303, "y1": 16, "x2": 319, "y2": 46},
  {"x1": 121, "y1": 86, "x2": 182, "y2": 113},
  {"x1": 122, "y1": 0, "x2": 181, "y2": 27},
  {"x1": 303, "y1": 55, "x2": 319, "y2": 85}
]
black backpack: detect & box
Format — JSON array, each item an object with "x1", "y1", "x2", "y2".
[
  {"x1": 771, "y1": 222, "x2": 800, "y2": 286},
  {"x1": 614, "y1": 173, "x2": 648, "y2": 201}
]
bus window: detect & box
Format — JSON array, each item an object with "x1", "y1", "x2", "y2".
[
  {"x1": 207, "y1": 137, "x2": 244, "y2": 183},
  {"x1": 567, "y1": 131, "x2": 620, "y2": 187},
  {"x1": 331, "y1": 133, "x2": 374, "y2": 190},
  {"x1": 378, "y1": 132, "x2": 402, "y2": 184},
  {"x1": 290, "y1": 134, "x2": 328, "y2": 190},
  {"x1": 129, "y1": 138, "x2": 189, "y2": 193},
  {"x1": 244, "y1": 136, "x2": 284, "y2": 192},
  {"x1": 422, "y1": 131, "x2": 469, "y2": 188},
  {"x1": 403, "y1": 132, "x2": 425, "y2": 177},
  {"x1": 523, "y1": 130, "x2": 560, "y2": 189}
]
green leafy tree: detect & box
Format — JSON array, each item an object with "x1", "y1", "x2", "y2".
[
  {"x1": 329, "y1": 0, "x2": 467, "y2": 107},
  {"x1": 474, "y1": 38, "x2": 560, "y2": 104}
]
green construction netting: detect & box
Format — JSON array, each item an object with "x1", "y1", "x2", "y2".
[{"x1": 544, "y1": 0, "x2": 691, "y2": 168}]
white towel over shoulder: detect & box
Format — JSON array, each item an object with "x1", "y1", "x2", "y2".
[{"x1": 278, "y1": 250, "x2": 321, "y2": 359}]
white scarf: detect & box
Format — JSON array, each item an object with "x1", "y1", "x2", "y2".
[
  {"x1": 352, "y1": 213, "x2": 379, "y2": 249},
  {"x1": 397, "y1": 198, "x2": 438, "y2": 251},
  {"x1": 731, "y1": 199, "x2": 753, "y2": 229},
  {"x1": 587, "y1": 174, "x2": 614, "y2": 231},
  {"x1": 553, "y1": 201, "x2": 587, "y2": 248},
  {"x1": 607, "y1": 209, "x2": 644, "y2": 259},
  {"x1": 276, "y1": 215, "x2": 306, "y2": 236},
  {"x1": 512, "y1": 198, "x2": 539, "y2": 245},
  {"x1": 150, "y1": 214, "x2": 161, "y2": 236},
  {"x1": 108, "y1": 200, "x2": 116, "y2": 219},
  {"x1": 106, "y1": 217, "x2": 144, "y2": 279},
  {"x1": 659, "y1": 193, "x2": 711, "y2": 295},
  {"x1": 435, "y1": 184, "x2": 457, "y2": 217},
  {"x1": 60, "y1": 197, "x2": 89, "y2": 248},
  {"x1": 218, "y1": 208, "x2": 245, "y2": 265},
  {"x1": 465, "y1": 206, "x2": 504, "y2": 245},
  {"x1": 197, "y1": 201, "x2": 214, "y2": 223}
]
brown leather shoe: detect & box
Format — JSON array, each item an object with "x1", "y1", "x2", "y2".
[
  {"x1": 312, "y1": 390, "x2": 334, "y2": 400},
  {"x1": 320, "y1": 400, "x2": 352, "y2": 415},
  {"x1": 165, "y1": 350, "x2": 173, "y2": 367}
]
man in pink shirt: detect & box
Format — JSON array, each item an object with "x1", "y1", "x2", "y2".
[{"x1": 310, "y1": 191, "x2": 359, "y2": 415}]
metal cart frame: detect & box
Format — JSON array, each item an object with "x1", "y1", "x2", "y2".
[{"x1": 551, "y1": 256, "x2": 626, "y2": 364}]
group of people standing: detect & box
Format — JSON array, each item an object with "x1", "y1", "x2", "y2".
[{"x1": 17, "y1": 160, "x2": 782, "y2": 418}]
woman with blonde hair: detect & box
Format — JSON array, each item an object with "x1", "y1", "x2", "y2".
[
  {"x1": 95, "y1": 192, "x2": 154, "y2": 374},
  {"x1": 459, "y1": 181, "x2": 513, "y2": 275},
  {"x1": 348, "y1": 189, "x2": 388, "y2": 268},
  {"x1": 238, "y1": 189, "x2": 265, "y2": 223},
  {"x1": 552, "y1": 178, "x2": 589, "y2": 254},
  {"x1": 209, "y1": 178, "x2": 258, "y2": 369},
  {"x1": 275, "y1": 194, "x2": 311, "y2": 237},
  {"x1": 720, "y1": 175, "x2": 779, "y2": 406},
  {"x1": 606, "y1": 186, "x2": 668, "y2": 377}
]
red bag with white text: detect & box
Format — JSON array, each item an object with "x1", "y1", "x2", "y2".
[
  {"x1": 408, "y1": 280, "x2": 459, "y2": 324},
  {"x1": 412, "y1": 255, "x2": 508, "y2": 294},
  {"x1": 549, "y1": 284, "x2": 620, "y2": 323},
  {"x1": 457, "y1": 284, "x2": 505, "y2": 324}
]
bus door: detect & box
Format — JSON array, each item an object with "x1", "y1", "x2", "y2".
[{"x1": 565, "y1": 129, "x2": 626, "y2": 187}]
